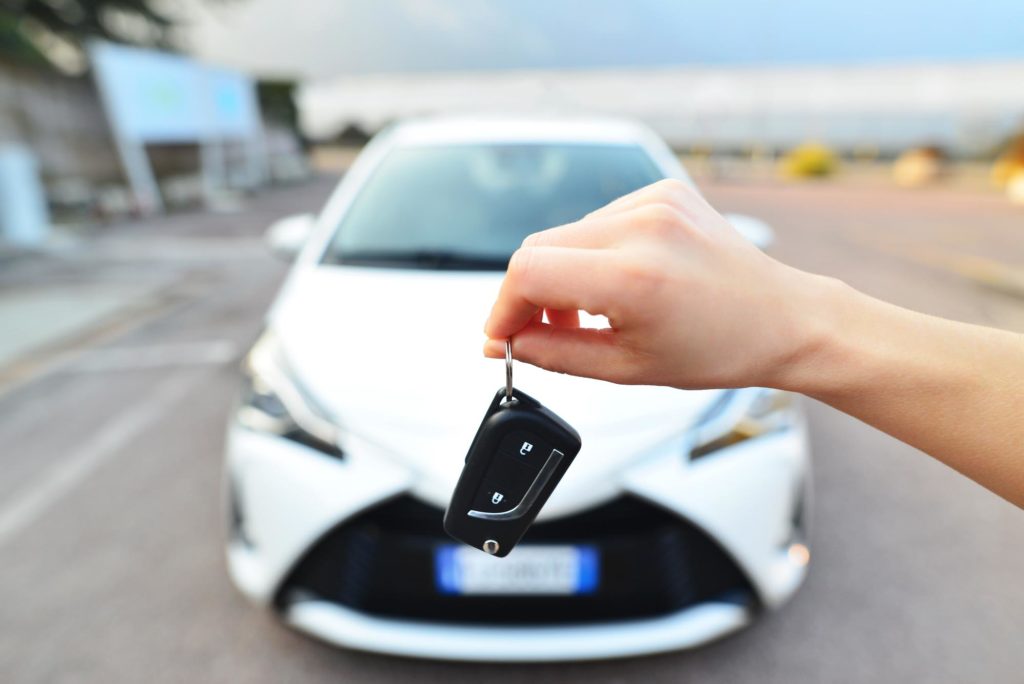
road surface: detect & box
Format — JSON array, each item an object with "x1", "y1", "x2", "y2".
[{"x1": 1, "y1": 176, "x2": 1022, "y2": 683}]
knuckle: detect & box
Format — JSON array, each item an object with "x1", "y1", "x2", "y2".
[
  {"x1": 635, "y1": 203, "x2": 685, "y2": 238},
  {"x1": 604, "y1": 360, "x2": 638, "y2": 385},
  {"x1": 520, "y1": 231, "x2": 546, "y2": 248},
  {"x1": 649, "y1": 177, "x2": 689, "y2": 198},
  {"x1": 614, "y1": 252, "x2": 670, "y2": 299},
  {"x1": 507, "y1": 246, "x2": 537, "y2": 280},
  {"x1": 598, "y1": 346, "x2": 645, "y2": 385}
]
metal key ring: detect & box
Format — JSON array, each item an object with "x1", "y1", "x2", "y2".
[{"x1": 505, "y1": 338, "x2": 514, "y2": 402}]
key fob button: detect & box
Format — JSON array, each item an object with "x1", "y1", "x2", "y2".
[
  {"x1": 498, "y1": 430, "x2": 548, "y2": 470},
  {"x1": 472, "y1": 458, "x2": 537, "y2": 511}
]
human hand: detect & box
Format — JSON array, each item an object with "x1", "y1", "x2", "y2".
[
  {"x1": 486, "y1": 178, "x2": 1024, "y2": 507},
  {"x1": 483, "y1": 179, "x2": 833, "y2": 390}
]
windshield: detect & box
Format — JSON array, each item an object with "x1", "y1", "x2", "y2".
[{"x1": 322, "y1": 143, "x2": 665, "y2": 269}]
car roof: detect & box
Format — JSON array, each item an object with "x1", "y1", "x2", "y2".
[{"x1": 383, "y1": 116, "x2": 659, "y2": 147}]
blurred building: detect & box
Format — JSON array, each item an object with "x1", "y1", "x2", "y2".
[
  {"x1": 0, "y1": 20, "x2": 304, "y2": 222},
  {"x1": 299, "y1": 62, "x2": 1024, "y2": 157},
  {"x1": 0, "y1": 44, "x2": 122, "y2": 208}
]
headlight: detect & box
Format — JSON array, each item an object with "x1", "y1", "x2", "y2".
[
  {"x1": 689, "y1": 388, "x2": 796, "y2": 461},
  {"x1": 236, "y1": 331, "x2": 344, "y2": 458}
]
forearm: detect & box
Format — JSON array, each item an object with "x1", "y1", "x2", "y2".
[{"x1": 782, "y1": 275, "x2": 1024, "y2": 507}]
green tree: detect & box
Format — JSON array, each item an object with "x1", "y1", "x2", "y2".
[{"x1": 1, "y1": 0, "x2": 180, "y2": 60}]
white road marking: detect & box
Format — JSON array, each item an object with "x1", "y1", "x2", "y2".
[
  {"x1": 0, "y1": 291, "x2": 189, "y2": 402},
  {"x1": 67, "y1": 340, "x2": 241, "y2": 372},
  {"x1": 0, "y1": 373, "x2": 199, "y2": 549}
]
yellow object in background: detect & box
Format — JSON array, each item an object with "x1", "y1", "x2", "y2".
[
  {"x1": 992, "y1": 135, "x2": 1024, "y2": 189},
  {"x1": 1006, "y1": 171, "x2": 1024, "y2": 205},
  {"x1": 779, "y1": 142, "x2": 839, "y2": 179},
  {"x1": 992, "y1": 157, "x2": 1024, "y2": 189},
  {"x1": 892, "y1": 146, "x2": 946, "y2": 187}
]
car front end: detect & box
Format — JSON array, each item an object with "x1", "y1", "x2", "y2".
[
  {"x1": 225, "y1": 323, "x2": 810, "y2": 662},
  {"x1": 224, "y1": 117, "x2": 812, "y2": 661}
]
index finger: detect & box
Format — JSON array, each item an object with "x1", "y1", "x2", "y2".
[
  {"x1": 484, "y1": 246, "x2": 623, "y2": 339},
  {"x1": 587, "y1": 177, "x2": 707, "y2": 221},
  {"x1": 521, "y1": 212, "x2": 626, "y2": 250}
]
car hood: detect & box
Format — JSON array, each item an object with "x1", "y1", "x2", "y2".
[{"x1": 270, "y1": 266, "x2": 722, "y2": 515}]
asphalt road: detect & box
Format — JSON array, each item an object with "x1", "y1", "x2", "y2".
[{"x1": 1, "y1": 176, "x2": 1022, "y2": 683}]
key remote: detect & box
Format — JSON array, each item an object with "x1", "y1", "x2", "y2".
[{"x1": 444, "y1": 388, "x2": 582, "y2": 557}]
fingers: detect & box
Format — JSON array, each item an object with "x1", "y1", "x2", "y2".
[
  {"x1": 520, "y1": 178, "x2": 717, "y2": 256},
  {"x1": 545, "y1": 308, "x2": 580, "y2": 329},
  {"x1": 521, "y1": 214, "x2": 624, "y2": 250},
  {"x1": 522, "y1": 179, "x2": 707, "y2": 251},
  {"x1": 484, "y1": 247, "x2": 625, "y2": 339},
  {"x1": 587, "y1": 177, "x2": 708, "y2": 221},
  {"x1": 483, "y1": 322, "x2": 640, "y2": 384}
]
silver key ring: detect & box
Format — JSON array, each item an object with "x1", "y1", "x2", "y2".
[{"x1": 505, "y1": 338, "x2": 514, "y2": 402}]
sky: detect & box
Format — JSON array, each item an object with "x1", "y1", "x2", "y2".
[{"x1": 181, "y1": 0, "x2": 1024, "y2": 79}]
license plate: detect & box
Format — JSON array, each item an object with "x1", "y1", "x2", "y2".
[{"x1": 434, "y1": 544, "x2": 599, "y2": 595}]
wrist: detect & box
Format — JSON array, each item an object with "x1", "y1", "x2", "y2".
[{"x1": 767, "y1": 267, "x2": 859, "y2": 395}]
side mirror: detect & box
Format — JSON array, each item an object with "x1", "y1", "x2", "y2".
[
  {"x1": 265, "y1": 213, "x2": 315, "y2": 261},
  {"x1": 723, "y1": 213, "x2": 775, "y2": 250}
]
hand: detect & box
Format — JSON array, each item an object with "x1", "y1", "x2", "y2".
[
  {"x1": 485, "y1": 178, "x2": 1024, "y2": 507},
  {"x1": 483, "y1": 179, "x2": 832, "y2": 390}
]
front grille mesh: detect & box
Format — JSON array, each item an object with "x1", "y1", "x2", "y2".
[{"x1": 278, "y1": 495, "x2": 755, "y2": 625}]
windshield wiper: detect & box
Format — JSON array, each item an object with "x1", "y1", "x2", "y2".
[{"x1": 328, "y1": 250, "x2": 509, "y2": 271}]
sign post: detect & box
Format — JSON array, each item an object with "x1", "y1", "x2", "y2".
[{"x1": 89, "y1": 41, "x2": 263, "y2": 215}]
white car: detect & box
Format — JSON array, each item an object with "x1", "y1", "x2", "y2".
[{"x1": 225, "y1": 117, "x2": 811, "y2": 662}]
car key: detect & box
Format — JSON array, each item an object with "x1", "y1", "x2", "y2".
[{"x1": 444, "y1": 340, "x2": 581, "y2": 557}]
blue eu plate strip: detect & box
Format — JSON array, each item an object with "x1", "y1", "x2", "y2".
[
  {"x1": 575, "y1": 546, "x2": 599, "y2": 594},
  {"x1": 435, "y1": 545, "x2": 462, "y2": 595},
  {"x1": 433, "y1": 544, "x2": 600, "y2": 595}
]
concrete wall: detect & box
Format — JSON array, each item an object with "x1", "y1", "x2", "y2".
[{"x1": 0, "y1": 63, "x2": 122, "y2": 186}]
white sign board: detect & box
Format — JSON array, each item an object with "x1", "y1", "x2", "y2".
[
  {"x1": 91, "y1": 41, "x2": 260, "y2": 142},
  {"x1": 90, "y1": 41, "x2": 264, "y2": 213}
]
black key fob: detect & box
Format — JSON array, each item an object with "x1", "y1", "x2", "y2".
[{"x1": 444, "y1": 388, "x2": 582, "y2": 557}]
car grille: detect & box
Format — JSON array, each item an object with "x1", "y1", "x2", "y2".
[{"x1": 276, "y1": 495, "x2": 756, "y2": 625}]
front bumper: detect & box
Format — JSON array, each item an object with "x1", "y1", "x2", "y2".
[
  {"x1": 225, "y1": 418, "x2": 809, "y2": 660},
  {"x1": 286, "y1": 600, "x2": 750, "y2": 662}
]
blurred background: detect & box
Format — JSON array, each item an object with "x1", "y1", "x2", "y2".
[{"x1": 1, "y1": 1, "x2": 1022, "y2": 682}]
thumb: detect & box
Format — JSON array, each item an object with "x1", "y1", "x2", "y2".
[{"x1": 484, "y1": 322, "x2": 637, "y2": 385}]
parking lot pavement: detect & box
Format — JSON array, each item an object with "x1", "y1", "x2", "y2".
[{"x1": 0, "y1": 176, "x2": 1022, "y2": 683}]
